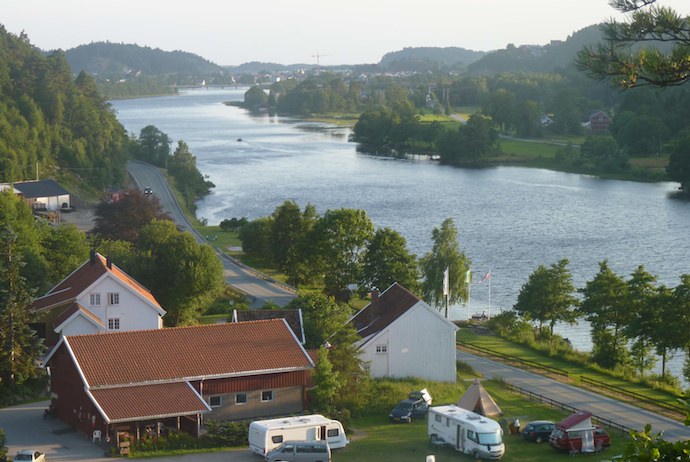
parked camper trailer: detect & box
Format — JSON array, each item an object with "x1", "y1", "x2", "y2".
[
  {"x1": 427, "y1": 405, "x2": 505, "y2": 460},
  {"x1": 249, "y1": 414, "x2": 348, "y2": 456}
]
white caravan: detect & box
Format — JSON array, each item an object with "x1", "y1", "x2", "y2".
[
  {"x1": 427, "y1": 405, "x2": 505, "y2": 460},
  {"x1": 248, "y1": 414, "x2": 348, "y2": 456}
]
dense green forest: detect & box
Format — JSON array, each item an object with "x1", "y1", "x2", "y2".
[{"x1": 0, "y1": 26, "x2": 128, "y2": 190}]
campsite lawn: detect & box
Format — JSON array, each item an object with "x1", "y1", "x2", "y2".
[{"x1": 335, "y1": 388, "x2": 629, "y2": 461}]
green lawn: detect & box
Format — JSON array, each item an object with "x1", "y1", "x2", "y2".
[{"x1": 335, "y1": 378, "x2": 629, "y2": 462}]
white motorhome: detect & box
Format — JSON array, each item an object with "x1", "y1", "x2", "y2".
[
  {"x1": 427, "y1": 405, "x2": 505, "y2": 460},
  {"x1": 248, "y1": 414, "x2": 348, "y2": 456}
]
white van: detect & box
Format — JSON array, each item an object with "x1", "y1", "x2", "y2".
[
  {"x1": 265, "y1": 440, "x2": 331, "y2": 462},
  {"x1": 248, "y1": 414, "x2": 348, "y2": 456},
  {"x1": 428, "y1": 405, "x2": 505, "y2": 460}
]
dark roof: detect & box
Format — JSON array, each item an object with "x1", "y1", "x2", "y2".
[
  {"x1": 233, "y1": 309, "x2": 305, "y2": 343},
  {"x1": 557, "y1": 411, "x2": 592, "y2": 429},
  {"x1": 349, "y1": 283, "x2": 421, "y2": 340},
  {"x1": 13, "y1": 179, "x2": 69, "y2": 198},
  {"x1": 48, "y1": 319, "x2": 314, "y2": 387}
]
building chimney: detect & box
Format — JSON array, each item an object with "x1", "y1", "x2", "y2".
[
  {"x1": 106, "y1": 256, "x2": 112, "y2": 269},
  {"x1": 89, "y1": 249, "x2": 96, "y2": 264}
]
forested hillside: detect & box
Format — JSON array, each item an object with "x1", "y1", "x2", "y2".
[
  {"x1": 0, "y1": 26, "x2": 128, "y2": 190},
  {"x1": 379, "y1": 47, "x2": 486, "y2": 71}
]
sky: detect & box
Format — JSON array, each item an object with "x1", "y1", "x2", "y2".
[{"x1": 4, "y1": 0, "x2": 689, "y2": 66}]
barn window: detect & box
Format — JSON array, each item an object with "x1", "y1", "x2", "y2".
[
  {"x1": 235, "y1": 393, "x2": 247, "y2": 405},
  {"x1": 261, "y1": 390, "x2": 273, "y2": 402},
  {"x1": 209, "y1": 396, "x2": 221, "y2": 407},
  {"x1": 90, "y1": 293, "x2": 101, "y2": 306},
  {"x1": 108, "y1": 318, "x2": 120, "y2": 330},
  {"x1": 376, "y1": 344, "x2": 387, "y2": 354},
  {"x1": 107, "y1": 292, "x2": 120, "y2": 305}
]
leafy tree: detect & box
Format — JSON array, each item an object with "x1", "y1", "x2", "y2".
[
  {"x1": 92, "y1": 189, "x2": 171, "y2": 242},
  {"x1": 623, "y1": 266, "x2": 659, "y2": 376},
  {"x1": 580, "y1": 135, "x2": 628, "y2": 172},
  {"x1": 39, "y1": 223, "x2": 90, "y2": 283},
  {"x1": 168, "y1": 140, "x2": 215, "y2": 210},
  {"x1": 576, "y1": 0, "x2": 690, "y2": 88},
  {"x1": 513, "y1": 259, "x2": 578, "y2": 336},
  {"x1": 243, "y1": 85, "x2": 268, "y2": 110},
  {"x1": 326, "y1": 322, "x2": 367, "y2": 411},
  {"x1": 419, "y1": 218, "x2": 471, "y2": 311},
  {"x1": 238, "y1": 217, "x2": 274, "y2": 262},
  {"x1": 134, "y1": 220, "x2": 224, "y2": 326},
  {"x1": 136, "y1": 125, "x2": 171, "y2": 167},
  {"x1": 310, "y1": 347, "x2": 340, "y2": 414},
  {"x1": 271, "y1": 201, "x2": 314, "y2": 286},
  {"x1": 311, "y1": 209, "x2": 374, "y2": 299},
  {"x1": 287, "y1": 292, "x2": 352, "y2": 349},
  {"x1": 578, "y1": 260, "x2": 631, "y2": 368},
  {"x1": 0, "y1": 228, "x2": 44, "y2": 390},
  {"x1": 360, "y1": 227, "x2": 419, "y2": 293}
]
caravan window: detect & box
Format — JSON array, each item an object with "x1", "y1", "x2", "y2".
[
  {"x1": 467, "y1": 430, "x2": 478, "y2": 443},
  {"x1": 327, "y1": 428, "x2": 339, "y2": 438},
  {"x1": 435, "y1": 414, "x2": 442, "y2": 423},
  {"x1": 271, "y1": 435, "x2": 283, "y2": 444}
]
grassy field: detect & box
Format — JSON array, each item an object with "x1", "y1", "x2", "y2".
[{"x1": 333, "y1": 378, "x2": 629, "y2": 462}]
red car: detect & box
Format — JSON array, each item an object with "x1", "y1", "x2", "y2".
[{"x1": 549, "y1": 424, "x2": 611, "y2": 452}]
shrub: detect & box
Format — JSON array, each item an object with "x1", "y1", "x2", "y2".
[{"x1": 203, "y1": 420, "x2": 250, "y2": 447}]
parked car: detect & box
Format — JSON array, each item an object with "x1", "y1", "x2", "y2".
[
  {"x1": 389, "y1": 398, "x2": 428, "y2": 423},
  {"x1": 265, "y1": 440, "x2": 331, "y2": 462},
  {"x1": 521, "y1": 420, "x2": 556, "y2": 443},
  {"x1": 14, "y1": 450, "x2": 46, "y2": 461},
  {"x1": 549, "y1": 424, "x2": 611, "y2": 452},
  {"x1": 144, "y1": 187, "x2": 153, "y2": 195}
]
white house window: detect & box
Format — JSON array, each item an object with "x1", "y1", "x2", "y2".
[
  {"x1": 89, "y1": 293, "x2": 101, "y2": 306},
  {"x1": 209, "y1": 396, "x2": 221, "y2": 407},
  {"x1": 376, "y1": 344, "x2": 388, "y2": 354},
  {"x1": 108, "y1": 318, "x2": 120, "y2": 330},
  {"x1": 261, "y1": 390, "x2": 273, "y2": 402},
  {"x1": 107, "y1": 292, "x2": 120, "y2": 305},
  {"x1": 235, "y1": 393, "x2": 247, "y2": 405}
]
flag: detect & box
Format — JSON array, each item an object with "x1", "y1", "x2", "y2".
[
  {"x1": 443, "y1": 267, "x2": 449, "y2": 296},
  {"x1": 464, "y1": 269, "x2": 472, "y2": 285},
  {"x1": 478, "y1": 271, "x2": 492, "y2": 284}
]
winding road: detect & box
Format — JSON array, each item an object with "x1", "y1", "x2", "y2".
[{"x1": 126, "y1": 160, "x2": 296, "y2": 308}]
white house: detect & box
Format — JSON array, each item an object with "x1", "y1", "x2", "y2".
[
  {"x1": 29, "y1": 250, "x2": 166, "y2": 345},
  {"x1": 348, "y1": 283, "x2": 458, "y2": 382}
]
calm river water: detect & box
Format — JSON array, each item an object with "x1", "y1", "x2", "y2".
[{"x1": 111, "y1": 88, "x2": 690, "y2": 381}]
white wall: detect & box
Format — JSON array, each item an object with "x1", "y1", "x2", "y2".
[
  {"x1": 60, "y1": 315, "x2": 101, "y2": 337},
  {"x1": 363, "y1": 303, "x2": 457, "y2": 382},
  {"x1": 76, "y1": 274, "x2": 162, "y2": 332}
]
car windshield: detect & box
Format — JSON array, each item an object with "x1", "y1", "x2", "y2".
[
  {"x1": 477, "y1": 431, "x2": 502, "y2": 445},
  {"x1": 396, "y1": 402, "x2": 413, "y2": 411},
  {"x1": 15, "y1": 455, "x2": 33, "y2": 461}
]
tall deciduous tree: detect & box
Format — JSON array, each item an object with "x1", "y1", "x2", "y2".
[
  {"x1": 136, "y1": 125, "x2": 171, "y2": 167},
  {"x1": 513, "y1": 259, "x2": 578, "y2": 336},
  {"x1": 666, "y1": 130, "x2": 690, "y2": 193},
  {"x1": 419, "y1": 218, "x2": 471, "y2": 311},
  {"x1": 360, "y1": 227, "x2": 419, "y2": 293},
  {"x1": 576, "y1": 0, "x2": 690, "y2": 88},
  {"x1": 311, "y1": 209, "x2": 374, "y2": 299},
  {"x1": 310, "y1": 347, "x2": 340, "y2": 414},
  {"x1": 134, "y1": 220, "x2": 223, "y2": 326},
  {"x1": 578, "y1": 260, "x2": 631, "y2": 368}
]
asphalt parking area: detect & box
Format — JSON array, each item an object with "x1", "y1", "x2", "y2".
[{"x1": 0, "y1": 401, "x2": 260, "y2": 462}]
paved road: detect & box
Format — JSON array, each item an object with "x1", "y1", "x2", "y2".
[
  {"x1": 458, "y1": 351, "x2": 690, "y2": 442},
  {"x1": 126, "y1": 160, "x2": 296, "y2": 308}
]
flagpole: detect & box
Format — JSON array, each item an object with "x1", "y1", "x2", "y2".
[{"x1": 488, "y1": 269, "x2": 492, "y2": 319}]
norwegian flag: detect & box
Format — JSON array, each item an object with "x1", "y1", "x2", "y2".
[{"x1": 478, "y1": 271, "x2": 492, "y2": 284}]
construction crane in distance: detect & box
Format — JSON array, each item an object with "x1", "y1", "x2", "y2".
[{"x1": 312, "y1": 52, "x2": 331, "y2": 74}]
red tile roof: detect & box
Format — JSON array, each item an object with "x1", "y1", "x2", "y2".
[
  {"x1": 29, "y1": 252, "x2": 162, "y2": 313},
  {"x1": 349, "y1": 283, "x2": 421, "y2": 340},
  {"x1": 233, "y1": 309, "x2": 304, "y2": 343},
  {"x1": 63, "y1": 319, "x2": 314, "y2": 387},
  {"x1": 88, "y1": 382, "x2": 210, "y2": 423}
]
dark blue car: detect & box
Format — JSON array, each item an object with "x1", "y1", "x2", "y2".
[{"x1": 389, "y1": 399, "x2": 428, "y2": 423}]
